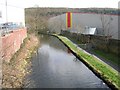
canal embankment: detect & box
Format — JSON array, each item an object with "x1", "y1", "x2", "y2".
[
  {"x1": 54, "y1": 34, "x2": 120, "y2": 90},
  {"x1": 2, "y1": 34, "x2": 39, "y2": 88},
  {"x1": 23, "y1": 35, "x2": 109, "y2": 88},
  {"x1": 60, "y1": 30, "x2": 120, "y2": 71}
]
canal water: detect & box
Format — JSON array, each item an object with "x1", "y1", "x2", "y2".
[{"x1": 24, "y1": 35, "x2": 110, "y2": 89}]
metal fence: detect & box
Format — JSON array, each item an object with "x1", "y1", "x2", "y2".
[{"x1": 0, "y1": 27, "x2": 24, "y2": 36}]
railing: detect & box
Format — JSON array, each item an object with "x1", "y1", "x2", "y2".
[{"x1": 0, "y1": 26, "x2": 25, "y2": 36}]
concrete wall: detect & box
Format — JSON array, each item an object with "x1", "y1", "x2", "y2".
[
  {"x1": 48, "y1": 13, "x2": 119, "y2": 40},
  {"x1": 48, "y1": 14, "x2": 66, "y2": 33},
  {"x1": 1, "y1": 28, "x2": 27, "y2": 62}
]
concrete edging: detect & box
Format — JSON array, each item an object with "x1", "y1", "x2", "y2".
[{"x1": 53, "y1": 34, "x2": 120, "y2": 90}]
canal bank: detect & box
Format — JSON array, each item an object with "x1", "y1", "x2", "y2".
[
  {"x1": 24, "y1": 35, "x2": 110, "y2": 88},
  {"x1": 2, "y1": 34, "x2": 39, "y2": 88},
  {"x1": 54, "y1": 34, "x2": 120, "y2": 90}
]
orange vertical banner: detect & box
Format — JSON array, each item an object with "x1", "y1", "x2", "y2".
[{"x1": 66, "y1": 12, "x2": 72, "y2": 29}]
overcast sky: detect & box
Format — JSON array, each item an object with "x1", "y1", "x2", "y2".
[{"x1": 0, "y1": 0, "x2": 120, "y2": 8}]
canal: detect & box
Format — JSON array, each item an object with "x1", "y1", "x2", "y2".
[{"x1": 23, "y1": 35, "x2": 110, "y2": 89}]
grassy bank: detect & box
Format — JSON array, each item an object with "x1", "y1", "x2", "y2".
[
  {"x1": 92, "y1": 49, "x2": 120, "y2": 66},
  {"x1": 54, "y1": 34, "x2": 120, "y2": 90},
  {"x1": 63, "y1": 35, "x2": 119, "y2": 66},
  {"x1": 2, "y1": 34, "x2": 39, "y2": 88}
]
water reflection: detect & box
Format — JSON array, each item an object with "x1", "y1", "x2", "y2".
[{"x1": 24, "y1": 35, "x2": 110, "y2": 89}]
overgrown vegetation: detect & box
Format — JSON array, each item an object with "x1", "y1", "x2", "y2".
[
  {"x1": 61, "y1": 31, "x2": 119, "y2": 67},
  {"x1": 25, "y1": 7, "x2": 119, "y2": 34},
  {"x1": 2, "y1": 34, "x2": 39, "y2": 88},
  {"x1": 54, "y1": 34, "x2": 120, "y2": 90},
  {"x1": 92, "y1": 49, "x2": 120, "y2": 66}
]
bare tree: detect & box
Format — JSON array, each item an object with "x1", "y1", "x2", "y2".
[
  {"x1": 35, "y1": 8, "x2": 38, "y2": 31},
  {"x1": 100, "y1": 14, "x2": 113, "y2": 38},
  {"x1": 100, "y1": 14, "x2": 114, "y2": 52}
]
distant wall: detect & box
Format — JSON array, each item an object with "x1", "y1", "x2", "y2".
[
  {"x1": 48, "y1": 13, "x2": 119, "y2": 40},
  {"x1": 61, "y1": 30, "x2": 119, "y2": 55},
  {"x1": 1, "y1": 28, "x2": 27, "y2": 62}
]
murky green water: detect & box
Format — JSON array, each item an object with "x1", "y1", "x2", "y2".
[{"x1": 24, "y1": 35, "x2": 110, "y2": 89}]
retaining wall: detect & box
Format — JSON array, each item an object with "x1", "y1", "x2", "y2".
[
  {"x1": 1, "y1": 28, "x2": 27, "y2": 62},
  {"x1": 61, "y1": 30, "x2": 119, "y2": 56}
]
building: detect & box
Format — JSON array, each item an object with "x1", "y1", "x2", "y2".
[
  {"x1": 48, "y1": 12, "x2": 119, "y2": 40},
  {"x1": 0, "y1": 0, "x2": 25, "y2": 26},
  {"x1": 0, "y1": 11, "x2": 2, "y2": 25},
  {"x1": 0, "y1": 11, "x2": 1, "y2": 18}
]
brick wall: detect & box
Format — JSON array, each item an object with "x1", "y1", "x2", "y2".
[{"x1": 1, "y1": 28, "x2": 27, "y2": 62}]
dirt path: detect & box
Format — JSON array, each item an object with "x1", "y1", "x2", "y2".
[{"x1": 2, "y1": 34, "x2": 39, "y2": 88}]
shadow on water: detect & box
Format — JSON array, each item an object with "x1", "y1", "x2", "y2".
[{"x1": 23, "y1": 35, "x2": 110, "y2": 89}]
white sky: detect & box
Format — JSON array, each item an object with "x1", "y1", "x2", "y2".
[{"x1": 0, "y1": 0, "x2": 120, "y2": 8}]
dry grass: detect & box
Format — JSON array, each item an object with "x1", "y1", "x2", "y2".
[{"x1": 2, "y1": 34, "x2": 39, "y2": 88}]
